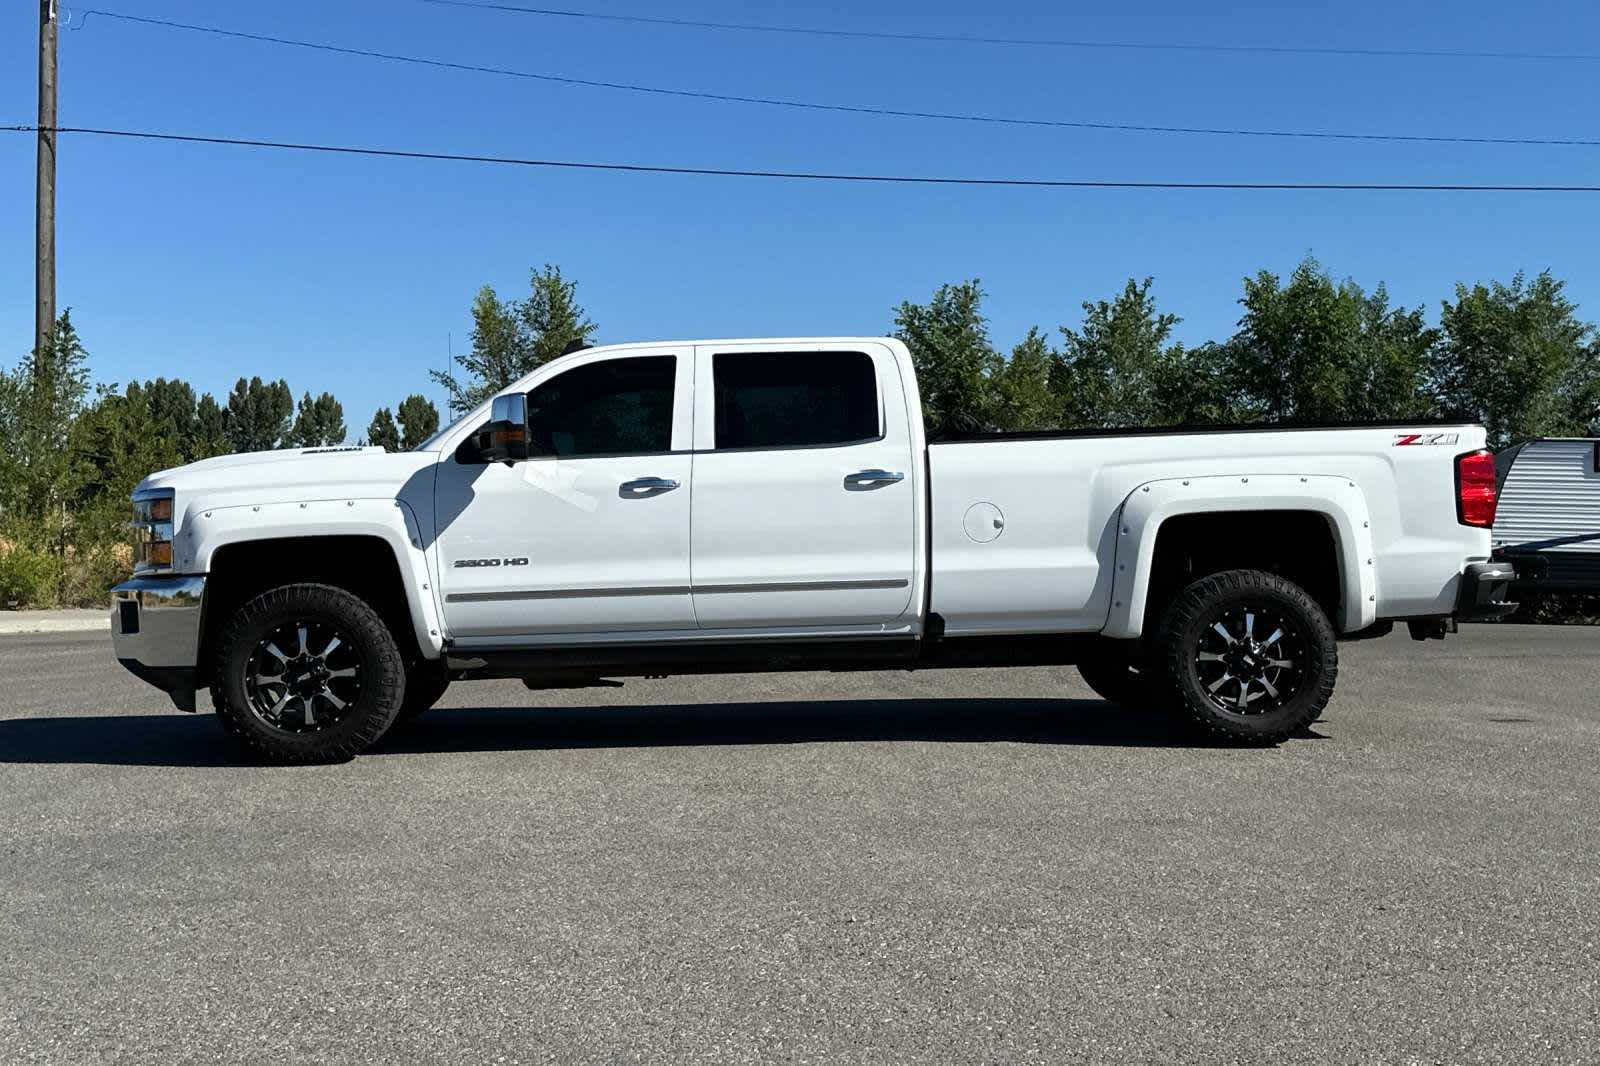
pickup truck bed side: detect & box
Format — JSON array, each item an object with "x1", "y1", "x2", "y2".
[{"x1": 927, "y1": 422, "x2": 1486, "y2": 638}]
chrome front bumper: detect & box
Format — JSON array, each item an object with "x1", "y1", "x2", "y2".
[{"x1": 110, "y1": 574, "x2": 207, "y2": 712}]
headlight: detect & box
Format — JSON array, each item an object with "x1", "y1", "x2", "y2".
[{"x1": 131, "y1": 490, "x2": 176, "y2": 573}]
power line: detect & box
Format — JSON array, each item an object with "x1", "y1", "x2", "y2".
[
  {"x1": 422, "y1": 0, "x2": 1600, "y2": 63},
  {"x1": 6, "y1": 125, "x2": 1600, "y2": 192},
  {"x1": 75, "y1": 8, "x2": 1600, "y2": 149}
]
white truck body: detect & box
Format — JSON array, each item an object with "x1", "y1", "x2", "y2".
[{"x1": 110, "y1": 338, "x2": 1512, "y2": 747}]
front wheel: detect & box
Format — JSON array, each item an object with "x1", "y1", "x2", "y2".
[
  {"x1": 210, "y1": 583, "x2": 406, "y2": 763},
  {"x1": 1157, "y1": 569, "x2": 1337, "y2": 744}
]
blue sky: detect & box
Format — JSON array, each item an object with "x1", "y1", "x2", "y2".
[{"x1": 3, "y1": 0, "x2": 1597, "y2": 434}]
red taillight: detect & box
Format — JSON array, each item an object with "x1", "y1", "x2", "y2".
[{"x1": 1456, "y1": 449, "x2": 1498, "y2": 527}]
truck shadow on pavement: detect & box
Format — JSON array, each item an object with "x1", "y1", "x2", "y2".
[{"x1": 0, "y1": 698, "x2": 1312, "y2": 767}]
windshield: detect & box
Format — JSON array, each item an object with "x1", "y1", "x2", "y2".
[
  {"x1": 417, "y1": 350, "x2": 588, "y2": 450},
  {"x1": 414, "y1": 401, "x2": 487, "y2": 452}
]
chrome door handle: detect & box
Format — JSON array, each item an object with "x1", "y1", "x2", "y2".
[
  {"x1": 844, "y1": 469, "x2": 905, "y2": 489},
  {"x1": 620, "y1": 476, "x2": 680, "y2": 497}
]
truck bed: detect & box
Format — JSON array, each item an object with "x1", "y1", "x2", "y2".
[{"x1": 926, "y1": 421, "x2": 1489, "y2": 637}]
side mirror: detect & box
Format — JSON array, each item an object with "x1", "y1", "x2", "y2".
[{"x1": 480, "y1": 392, "x2": 529, "y2": 463}]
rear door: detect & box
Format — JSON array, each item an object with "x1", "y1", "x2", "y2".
[{"x1": 688, "y1": 342, "x2": 917, "y2": 629}]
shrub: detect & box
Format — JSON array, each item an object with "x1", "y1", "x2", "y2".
[
  {"x1": 0, "y1": 538, "x2": 64, "y2": 608},
  {"x1": 57, "y1": 542, "x2": 130, "y2": 608}
]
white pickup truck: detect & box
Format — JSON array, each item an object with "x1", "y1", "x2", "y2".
[{"x1": 111, "y1": 337, "x2": 1514, "y2": 761}]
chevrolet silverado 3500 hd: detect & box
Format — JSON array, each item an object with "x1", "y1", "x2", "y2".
[{"x1": 111, "y1": 338, "x2": 1514, "y2": 761}]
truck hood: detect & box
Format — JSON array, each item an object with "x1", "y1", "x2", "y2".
[
  {"x1": 150, "y1": 445, "x2": 386, "y2": 478},
  {"x1": 137, "y1": 446, "x2": 440, "y2": 511}
]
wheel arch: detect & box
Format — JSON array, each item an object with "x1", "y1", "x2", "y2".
[
  {"x1": 1103, "y1": 475, "x2": 1376, "y2": 640},
  {"x1": 197, "y1": 524, "x2": 443, "y2": 684}
]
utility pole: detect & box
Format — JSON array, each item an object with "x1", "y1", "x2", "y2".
[{"x1": 36, "y1": 0, "x2": 58, "y2": 355}]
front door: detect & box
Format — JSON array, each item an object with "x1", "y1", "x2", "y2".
[
  {"x1": 434, "y1": 348, "x2": 696, "y2": 640},
  {"x1": 688, "y1": 342, "x2": 918, "y2": 629}
]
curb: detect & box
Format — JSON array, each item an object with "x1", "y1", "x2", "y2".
[{"x1": 0, "y1": 616, "x2": 110, "y2": 636}]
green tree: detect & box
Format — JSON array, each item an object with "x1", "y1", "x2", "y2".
[
  {"x1": 991, "y1": 328, "x2": 1059, "y2": 430},
  {"x1": 288, "y1": 391, "x2": 346, "y2": 447},
  {"x1": 1055, "y1": 278, "x2": 1180, "y2": 428},
  {"x1": 893, "y1": 279, "x2": 999, "y2": 437},
  {"x1": 517, "y1": 264, "x2": 597, "y2": 366},
  {"x1": 67, "y1": 384, "x2": 186, "y2": 600},
  {"x1": 75, "y1": 385, "x2": 185, "y2": 491},
  {"x1": 1223, "y1": 258, "x2": 1434, "y2": 422},
  {"x1": 0, "y1": 370, "x2": 16, "y2": 498},
  {"x1": 1334, "y1": 290, "x2": 1438, "y2": 422},
  {"x1": 1149, "y1": 342, "x2": 1240, "y2": 425},
  {"x1": 225, "y1": 376, "x2": 293, "y2": 452},
  {"x1": 1571, "y1": 337, "x2": 1600, "y2": 437},
  {"x1": 1430, "y1": 272, "x2": 1598, "y2": 448},
  {"x1": 137, "y1": 377, "x2": 198, "y2": 460},
  {"x1": 192, "y1": 393, "x2": 231, "y2": 460},
  {"x1": 0, "y1": 312, "x2": 93, "y2": 566},
  {"x1": 439, "y1": 285, "x2": 519, "y2": 416},
  {"x1": 366, "y1": 407, "x2": 400, "y2": 452},
  {"x1": 396, "y1": 394, "x2": 441, "y2": 450},
  {"x1": 433, "y1": 265, "x2": 597, "y2": 414}
]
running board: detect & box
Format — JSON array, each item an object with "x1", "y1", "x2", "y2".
[
  {"x1": 445, "y1": 633, "x2": 1095, "y2": 681},
  {"x1": 447, "y1": 638, "x2": 921, "y2": 680}
]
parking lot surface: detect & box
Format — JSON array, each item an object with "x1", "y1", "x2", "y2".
[{"x1": 2, "y1": 625, "x2": 1597, "y2": 1064}]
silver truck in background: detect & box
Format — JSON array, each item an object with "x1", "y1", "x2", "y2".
[{"x1": 1493, "y1": 438, "x2": 1600, "y2": 593}]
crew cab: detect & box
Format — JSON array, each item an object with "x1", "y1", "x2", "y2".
[{"x1": 111, "y1": 338, "x2": 1514, "y2": 761}]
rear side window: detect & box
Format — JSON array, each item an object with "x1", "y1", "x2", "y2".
[
  {"x1": 526, "y1": 355, "x2": 676, "y2": 457},
  {"x1": 713, "y1": 351, "x2": 879, "y2": 450}
]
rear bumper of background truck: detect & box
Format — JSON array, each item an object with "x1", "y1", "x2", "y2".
[
  {"x1": 110, "y1": 574, "x2": 207, "y2": 712},
  {"x1": 1497, "y1": 548, "x2": 1600, "y2": 594}
]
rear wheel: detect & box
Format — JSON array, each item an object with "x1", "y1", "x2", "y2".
[
  {"x1": 210, "y1": 583, "x2": 406, "y2": 763},
  {"x1": 1157, "y1": 569, "x2": 1336, "y2": 744}
]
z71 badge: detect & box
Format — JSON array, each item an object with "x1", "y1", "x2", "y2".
[{"x1": 1393, "y1": 433, "x2": 1459, "y2": 446}]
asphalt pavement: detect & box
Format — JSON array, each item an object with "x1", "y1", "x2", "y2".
[{"x1": 1, "y1": 625, "x2": 1597, "y2": 1064}]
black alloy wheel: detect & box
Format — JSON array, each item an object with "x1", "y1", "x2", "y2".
[
  {"x1": 212, "y1": 583, "x2": 406, "y2": 763},
  {"x1": 244, "y1": 620, "x2": 365, "y2": 733},
  {"x1": 1158, "y1": 569, "x2": 1337, "y2": 743},
  {"x1": 1191, "y1": 605, "x2": 1306, "y2": 716}
]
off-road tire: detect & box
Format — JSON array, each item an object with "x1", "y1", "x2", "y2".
[
  {"x1": 1076, "y1": 642, "x2": 1161, "y2": 708},
  {"x1": 210, "y1": 583, "x2": 406, "y2": 763},
  {"x1": 1157, "y1": 569, "x2": 1337, "y2": 744}
]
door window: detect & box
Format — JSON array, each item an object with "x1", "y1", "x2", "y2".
[
  {"x1": 712, "y1": 351, "x2": 878, "y2": 450},
  {"x1": 526, "y1": 356, "x2": 676, "y2": 458}
]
